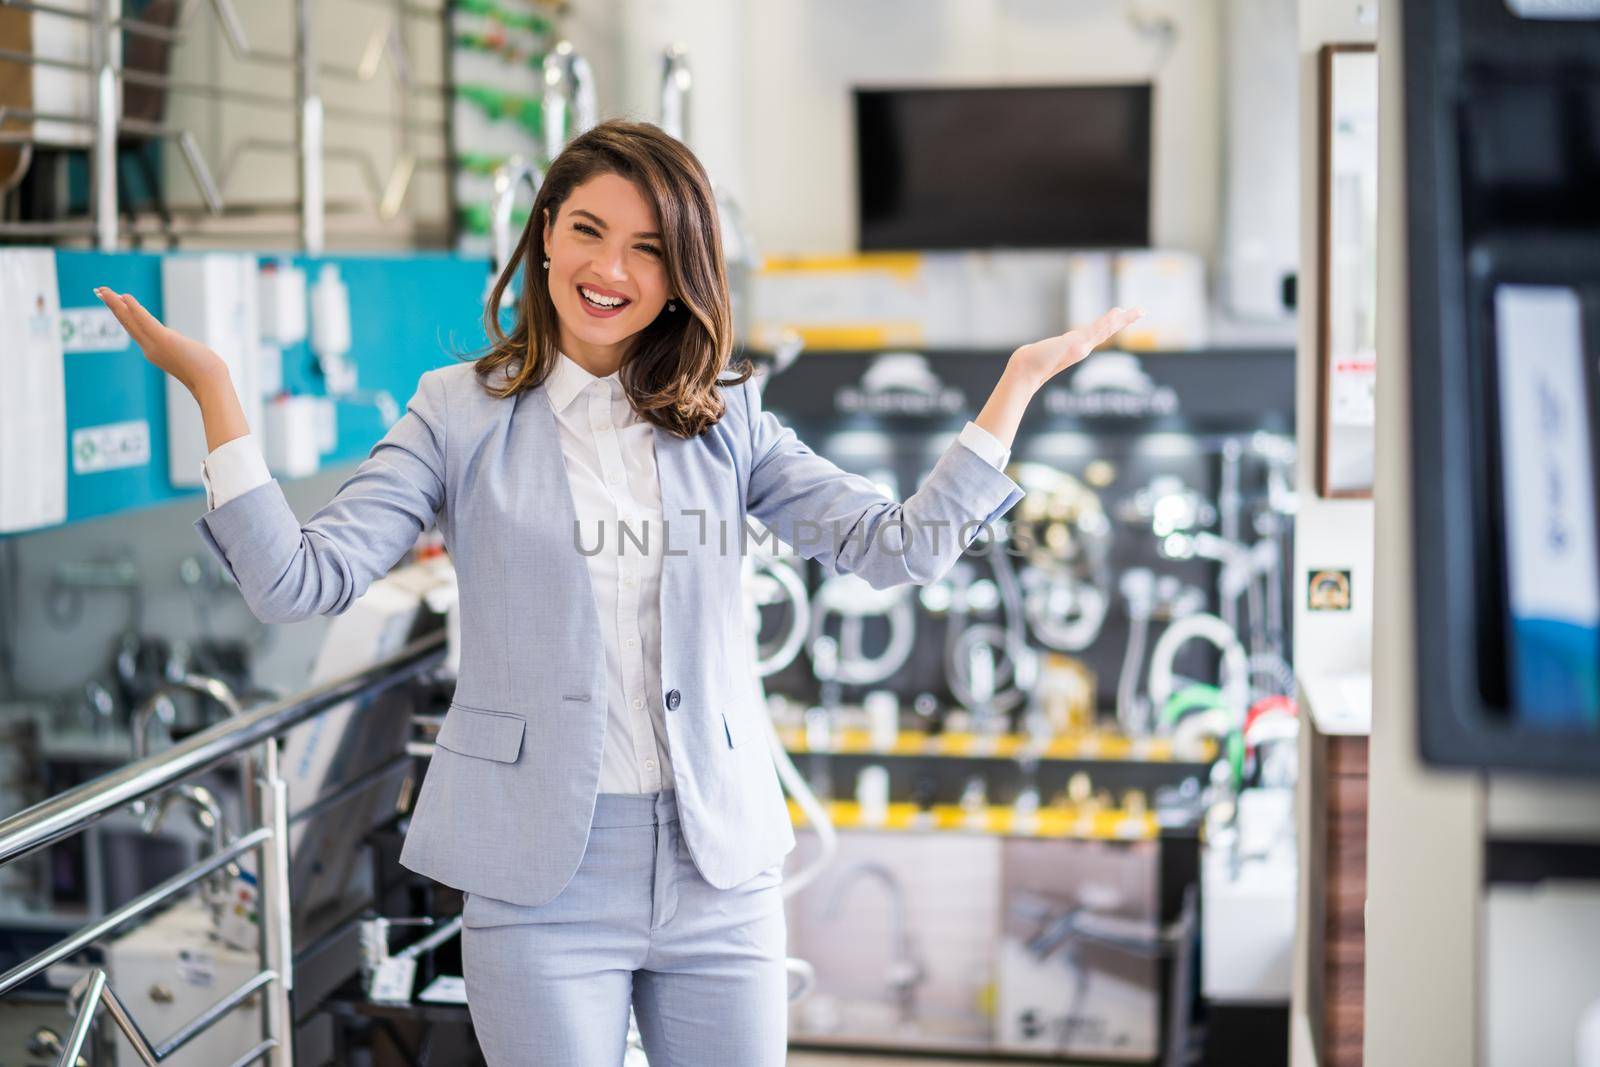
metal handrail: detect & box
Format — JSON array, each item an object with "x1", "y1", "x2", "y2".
[
  {"x1": 0, "y1": 828, "x2": 272, "y2": 997},
  {"x1": 0, "y1": 629, "x2": 444, "y2": 866},
  {"x1": 0, "y1": 628, "x2": 445, "y2": 1066}
]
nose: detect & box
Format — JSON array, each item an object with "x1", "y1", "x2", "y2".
[{"x1": 592, "y1": 241, "x2": 629, "y2": 282}]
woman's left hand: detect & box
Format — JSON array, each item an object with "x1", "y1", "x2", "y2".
[{"x1": 1007, "y1": 305, "x2": 1145, "y2": 392}]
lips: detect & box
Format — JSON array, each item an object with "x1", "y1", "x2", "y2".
[
  {"x1": 578, "y1": 283, "x2": 630, "y2": 306},
  {"x1": 575, "y1": 284, "x2": 631, "y2": 319}
]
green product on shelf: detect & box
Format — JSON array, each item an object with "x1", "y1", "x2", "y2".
[
  {"x1": 454, "y1": 0, "x2": 553, "y2": 35},
  {"x1": 1160, "y1": 683, "x2": 1227, "y2": 725},
  {"x1": 454, "y1": 29, "x2": 549, "y2": 69},
  {"x1": 457, "y1": 151, "x2": 513, "y2": 176},
  {"x1": 1226, "y1": 729, "x2": 1246, "y2": 790},
  {"x1": 457, "y1": 84, "x2": 543, "y2": 138},
  {"x1": 454, "y1": 30, "x2": 510, "y2": 56},
  {"x1": 459, "y1": 201, "x2": 531, "y2": 237}
]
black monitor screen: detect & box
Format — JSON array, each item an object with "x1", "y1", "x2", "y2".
[{"x1": 855, "y1": 85, "x2": 1153, "y2": 251}]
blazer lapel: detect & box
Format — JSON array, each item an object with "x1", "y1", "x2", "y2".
[
  {"x1": 652, "y1": 424, "x2": 686, "y2": 671},
  {"x1": 502, "y1": 383, "x2": 605, "y2": 693}
]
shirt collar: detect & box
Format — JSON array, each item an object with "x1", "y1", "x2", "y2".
[{"x1": 545, "y1": 351, "x2": 620, "y2": 414}]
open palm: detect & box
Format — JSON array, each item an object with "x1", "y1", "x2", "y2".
[
  {"x1": 1011, "y1": 305, "x2": 1145, "y2": 388},
  {"x1": 95, "y1": 287, "x2": 225, "y2": 394}
]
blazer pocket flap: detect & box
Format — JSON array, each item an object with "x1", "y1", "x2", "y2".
[
  {"x1": 436, "y1": 705, "x2": 525, "y2": 763},
  {"x1": 722, "y1": 701, "x2": 757, "y2": 748}
]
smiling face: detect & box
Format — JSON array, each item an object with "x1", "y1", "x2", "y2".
[
  {"x1": 478, "y1": 119, "x2": 743, "y2": 437},
  {"x1": 541, "y1": 171, "x2": 675, "y2": 375}
]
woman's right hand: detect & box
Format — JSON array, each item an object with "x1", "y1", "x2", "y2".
[{"x1": 95, "y1": 287, "x2": 228, "y2": 395}]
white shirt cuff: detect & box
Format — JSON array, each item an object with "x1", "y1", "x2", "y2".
[
  {"x1": 958, "y1": 421, "x2": 1011, "y2": 472},
  {"x1": 201, "y1": 434, "x2": 272, "y2": 510}
]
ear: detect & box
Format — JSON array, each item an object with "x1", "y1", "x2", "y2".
[{"x1": 540, "y1": 207, "x2": 553, "y2": 250}]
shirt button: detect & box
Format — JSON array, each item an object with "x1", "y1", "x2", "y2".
[
  {"x1": 608, "y1": 470, "x2": 622, "y2": 484},
  {"x1": 622, "y1": 576, "x2": 636, "y2": 587},
  {"x1": 644, "y1": 760, "x2": 657, "y2": 771},
  {"x1": 632, "y1": 697, "x2": 643, "y2": 710},
  {"x1": 665, "y1": 689, "x2": 681, "y2": 711},
  {"x1": 625, "y1": 637, "x2": 637, "y2": 649},
  {"x1": 594, "y1": 421, "x2": 612, "y2": 432}
]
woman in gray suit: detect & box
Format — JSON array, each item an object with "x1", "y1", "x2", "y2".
[{"x1": 96, "y1": 120, "x2": 1141, "y2": 1066}]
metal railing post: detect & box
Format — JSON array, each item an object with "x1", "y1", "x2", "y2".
[
  {"x1": 295, "y1": 0, "x2": 325, "y2": 254},
  {"x1": 92, "y1": 0, "x2": 121, "y2": 249},
  {"x1": 257, "y1": 738, "x2": 295, "y2": 1067}
]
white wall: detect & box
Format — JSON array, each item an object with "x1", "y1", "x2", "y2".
[
  {"x1": 1287, "y1": 4, "x2": 1376, "y2": 1063},
  {"x1": 1290, "y1": 0, "x2": 1374, "y2": 685},
  {"x1": 1362, "y1": 0, "x2": 1483, "y2": 1062},
  {"x1": 736, "y1": 0, "x2": 1222, "y2": 257}
]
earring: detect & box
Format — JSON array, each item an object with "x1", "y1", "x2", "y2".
[
  {"x1": 542, "y1": 258, "x2": 551, "y2": 269},
  {"x1": 667, "y1": 299, "x2": 677, "y2": 312}
]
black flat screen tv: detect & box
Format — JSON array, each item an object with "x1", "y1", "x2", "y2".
[{"x1": 855, "y1": 84, "x2": 1153, "y2": 251}]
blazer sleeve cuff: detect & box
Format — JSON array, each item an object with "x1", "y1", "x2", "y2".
[
  {"x1": 926, "y1": 434, "x2": 1026, "y2": 538},
  {"x1": 192, "y1": 478, "x2": 297, "y2": 593}
]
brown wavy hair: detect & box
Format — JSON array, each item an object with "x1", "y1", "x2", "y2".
[{"x1": 475, "y1": 119, "x2": 749, "y2": 437}]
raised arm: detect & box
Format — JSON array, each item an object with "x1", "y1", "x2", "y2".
[
  {"x1": 192, "y1": 374, "x2": 446, "y2": 623},
  {"x1": 97, "y1": 287, "x2": 448, "y2": 624},
  {"x1": 742, "y1": 305, "x2": 1144, "y2": 588},
  {"x1": 742, "y1": 378, "x2": 1022, "y2": 589}
]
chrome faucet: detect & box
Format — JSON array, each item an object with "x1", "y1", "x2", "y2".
[
  {"x1": 541, "y1": 40, "x2": 597, "y2": 163},
  {"x1": 717, "y1": 185, "x2": 759, "y2": 343},
  {"x1": 131, "y1": 672, "x2": 245, "y2": 759},
  {"x1": 659, "y1": 44, "x2": 692, "y2": 143},
  {"x1": 490, "y1": 156, "x2": 545, "y2": 285},
  {"x1": 129, "y1": 673, "x2": 248, "y2": 817},
  {"x1": 823, "y1": 862, "x2": 926, "y2": 1025},
  {"x1": 652, "y1": 41, "x2": 760, "y2": 343},
  {"x1": 140, "y1": 783, "x2": 230, "y2": 902}
]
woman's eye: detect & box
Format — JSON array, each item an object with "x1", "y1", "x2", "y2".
[
  {"x1": 574, "y1": 223, "x2": 599, "y2": 236},
  {"x1": 637, "y1": 245, "x2": 662, "y2": 257}
]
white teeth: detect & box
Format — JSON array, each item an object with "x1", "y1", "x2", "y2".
[{"x1": 579, "y1": 286, "x2": 626, "y2": 309}]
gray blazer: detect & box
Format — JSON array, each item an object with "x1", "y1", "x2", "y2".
[{"x1": 194, "y1": 358, "x2": 1023, "y2": 907}]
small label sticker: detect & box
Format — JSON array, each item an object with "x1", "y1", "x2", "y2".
[
  {"x1": 370, "y1": 957, "x2": 417, "y2": 1003},
  {"x1": 1308, "y1": 569, "x2": 1353, "y2": 612},
  {"x1": 176, "y1": 948, "x2": 216, "y2": 988},
  {"x1": 418, "y1": 975, "x2": 469, "y2": 1005},
  {"x1": 1505, "y1": 0, "x2": 1600, "y2": 19},
  {"x1": 72, "y1": 420, "x2": 150, "y2": 474},
  {"x1": 60, "y1": 306, "x2": 130, "y2": 353}
]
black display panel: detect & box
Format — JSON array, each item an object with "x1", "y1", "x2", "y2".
[
  {"x1": 1406, "y1": 0, "x2": 1600, "y2": 774},
  {"x1": 855, "y1": 85, "x2": 1152, "y2": 251}
]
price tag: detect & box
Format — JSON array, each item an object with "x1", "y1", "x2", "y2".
[
  {"x1": 176, "y1": 949, "x2": 216, "y2": 988},
  {"x1": 216, "y1": 873, "x2": 260, "y2": 953},
  {"x1": 370, "y1": 957, "x2": 417, "y2": 1004},
  {"x1": 418, "y1": 975, "x2": 469, "y2": 1004}
]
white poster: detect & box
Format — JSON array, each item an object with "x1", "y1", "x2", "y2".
[{"x1": 0, "y1": 250, "x2": 67, "y2": 533}]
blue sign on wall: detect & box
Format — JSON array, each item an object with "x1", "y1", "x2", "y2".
[{"x1": 15, "y1": 249, "x2": 491, "y2": 534}]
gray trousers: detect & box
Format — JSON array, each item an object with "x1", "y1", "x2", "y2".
[{"x1": 460, "y1": 790, "x2": 788, "y2": 1066}]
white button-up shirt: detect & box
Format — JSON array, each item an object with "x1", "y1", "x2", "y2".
[
  {"x1": 538, "y1": 353, "x2": 672, "y2": 794},
  {"x1": 200, "y1": 354, "x2": 1012, "y2": 796}
]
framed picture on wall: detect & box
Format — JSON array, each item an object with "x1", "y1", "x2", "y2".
[{"x1": 1317, "y1": 44, "x2": 1379, "y2": 498}]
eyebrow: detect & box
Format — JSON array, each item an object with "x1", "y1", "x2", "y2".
[{"x1": 569, "y1": 209, "x2": 661, "y2": 240}]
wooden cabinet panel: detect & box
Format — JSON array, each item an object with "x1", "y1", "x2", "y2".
[{"x1": 1310, "y1": 728, "x2": 1368, "y2": 1066}]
